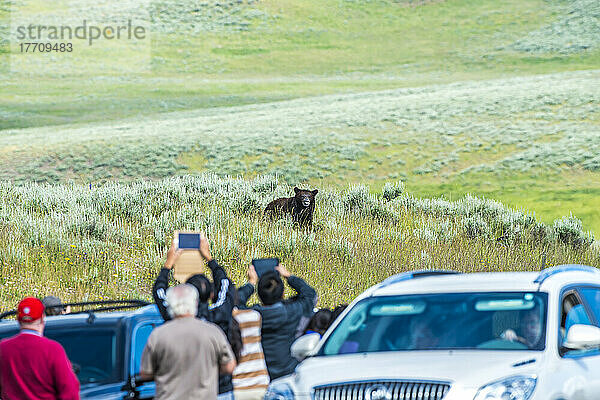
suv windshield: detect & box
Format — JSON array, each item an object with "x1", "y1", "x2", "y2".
[
  {"x1": 45, "y1": 328, "x2": 122, "y2": 385},
  {"x1": 320, "y1": 292, "x2": 547, "y2": 355}
]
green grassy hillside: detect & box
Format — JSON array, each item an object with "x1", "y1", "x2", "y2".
[
  {"x1": 0, "y1": 175, "x2": 598, "y2": 309},
  {"x1": 1, "y1": 0, "x2": 599, "y2": 130},
  {"x1": 1, "y1": 0, "x2": 599, "y2": 233},
  {"x1": 1, "y1": 69, "x2": 599, "y2": 234}
]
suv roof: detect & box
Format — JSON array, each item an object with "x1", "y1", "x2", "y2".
[
  {"x1": 0, "y1": 301, "x2": 159, "y2": 333},
  {"x1": 42, "y1": 304, "x2": 160, "y2": 327},
  {"x1": 369, "y1": 265, "x2": 600, "y2": 298},
  {"x1": 0, "y1": 300, "x2": 151, "y2": 320}
]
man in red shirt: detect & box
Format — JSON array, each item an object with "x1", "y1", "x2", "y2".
[{"x1": 0, "y1": 297, "x2": 80, "y2": 400}]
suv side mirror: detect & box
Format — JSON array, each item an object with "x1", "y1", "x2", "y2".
[
  {"x1": 291, "y1": 333, "x2": 321, "y2": 361},
  {"x1": 563, "y1": 324, "x2": 600, "y2": 351}
]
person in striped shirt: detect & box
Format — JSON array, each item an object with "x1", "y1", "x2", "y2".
[{"x1": 231, "y1": 308, "x2": 270, "y2": 400}]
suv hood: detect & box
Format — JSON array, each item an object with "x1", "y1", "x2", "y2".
[{"x1": 294, "y1": 351, "x2": 540, "y2": 390}]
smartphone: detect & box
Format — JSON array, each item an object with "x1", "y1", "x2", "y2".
[
  {"x1": 252, "y1": 258, "x2": 279, "y2": 278},
  {"x1": 176, "y1": 232, "x2": 201, "y2": 250}
]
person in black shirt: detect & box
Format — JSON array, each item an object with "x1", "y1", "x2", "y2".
[
  {"x1": 238, "y1": 264, "x2": 317, "y2": 380},
  {"x1": 152, "y1": 233, "x2": 237, "y2": 399}
]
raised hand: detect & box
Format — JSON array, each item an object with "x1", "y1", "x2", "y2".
[
  {"x1": 199, "y1": 232, "x2": 213, "y2": 262},
  {"x1": 247, "y1": 264, "x2": 258, "y2": 286},
  {"x1": 165, "y1": 239, "x2": 183, "y2": 270},
  {"x1": 275, "y1": 264, "x2": 291, "y2": 278}
]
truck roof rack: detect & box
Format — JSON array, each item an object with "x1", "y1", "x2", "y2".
[
  {"x1": 534, "y1": 264, "x2": 600, "y2": 285},
  {"x1": 378, "y1": 270, "x2": 461, "y2": 289},
  {"x1": 0, "y1": 299, "x2": 151, "y2": 321}
]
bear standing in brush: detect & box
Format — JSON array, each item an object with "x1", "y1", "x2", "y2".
[{"x1": 265, "y1": 187, "x2": 318, "y2": 227}]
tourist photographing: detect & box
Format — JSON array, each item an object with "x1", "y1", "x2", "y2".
[
  {"x1": 238, "y1": 264, "x2": 317, "y2": 380},
  {"x1": 152, "y1": 232, "x2": 238, "y2": 399}
]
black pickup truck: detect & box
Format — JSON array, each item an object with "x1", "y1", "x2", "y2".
[{"x1": 0, "y1": 300, "x2": 163, "y2": 399}]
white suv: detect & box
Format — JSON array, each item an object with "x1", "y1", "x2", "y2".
[{"x1": 266, "y1": 265, "x2": 600, "y2": 400}]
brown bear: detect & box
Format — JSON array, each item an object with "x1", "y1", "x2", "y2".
[{"x1": 265, "y1": 187, "x2": 318, "y2": 227}]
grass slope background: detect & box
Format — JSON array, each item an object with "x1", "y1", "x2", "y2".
[
  {"x1": 1, "y1": 69, "x2": 599, "y2": 234},
  {"x1": 0, "y1": 0, "x2": 598, "y2": 234},
  {"x1": 1, "y1": 0, "x2": 598, "y2": 131}
]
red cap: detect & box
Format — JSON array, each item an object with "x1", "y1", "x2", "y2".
[{"x1": 17, "y1": 297, "x2": 45, "y2": 323}]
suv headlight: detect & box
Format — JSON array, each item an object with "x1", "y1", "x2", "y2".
[
  {"x1": 473, "y1": 375, "x2": 537, "y2": 400},
  {"x1": 264, "y1": 381, "x2": 295, "y2": 400}
]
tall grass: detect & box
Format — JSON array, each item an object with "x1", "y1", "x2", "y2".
[{"x1": 1, "y1": 174, "x2": 598, "y2": 311}]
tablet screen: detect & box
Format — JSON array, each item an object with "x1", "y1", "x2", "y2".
[
  {"x1": 252, "y1": 258, "x2": 279, "y2": 278},
  {"x1": 178, "y1": 233, "x2": 201, "y2": 249}
]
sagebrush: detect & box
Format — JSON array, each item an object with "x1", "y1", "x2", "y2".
[{"x1": 0, "y1": 174, "x2": 597, "y2": 310}]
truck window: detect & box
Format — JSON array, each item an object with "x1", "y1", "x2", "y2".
[{"x1": 132, "y1": 323, "x2": 155, "y2": 374}]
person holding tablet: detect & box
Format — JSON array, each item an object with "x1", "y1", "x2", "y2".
[{"x1": 152, "y1": 232, "x2": 238, "y2": 400}]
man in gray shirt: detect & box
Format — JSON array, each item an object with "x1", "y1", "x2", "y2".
[{"x1": 141, "y1": 284, "x2": 236, "y2": 400}]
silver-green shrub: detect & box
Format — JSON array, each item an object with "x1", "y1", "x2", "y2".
[
  {"x1": 551, "y1": 215, "x2": 594, "y2": 248},
  {"x1": 464, "y1": 215, "x2": 492, "y2": 239},
  {"x1": 512, "y1": 0, "x2": 600, "y2": 54},
  {"x1": 382, "y1": 181, "x2": 405, "y2": 201},
  {"x1": 343, "y1": 184, "x2": 371, "y2": 213}
]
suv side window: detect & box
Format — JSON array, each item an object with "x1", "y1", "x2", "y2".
[
  {"x1": 579, "y1": 288, "x2": 600, "y2": 327},
  {"x1": 559, "y1": 290, "x2": 593, "y2": 356},
  {"x1": 561, "y1": 291, "x2": 592, "y2": 333},
  {"x1": 132, "y1": 323, "x2": 155, "y2": 374}
]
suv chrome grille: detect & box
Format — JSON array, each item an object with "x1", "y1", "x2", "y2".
[{"x1": 313, "y1": 380, "x2": 451, "y2": 400}]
